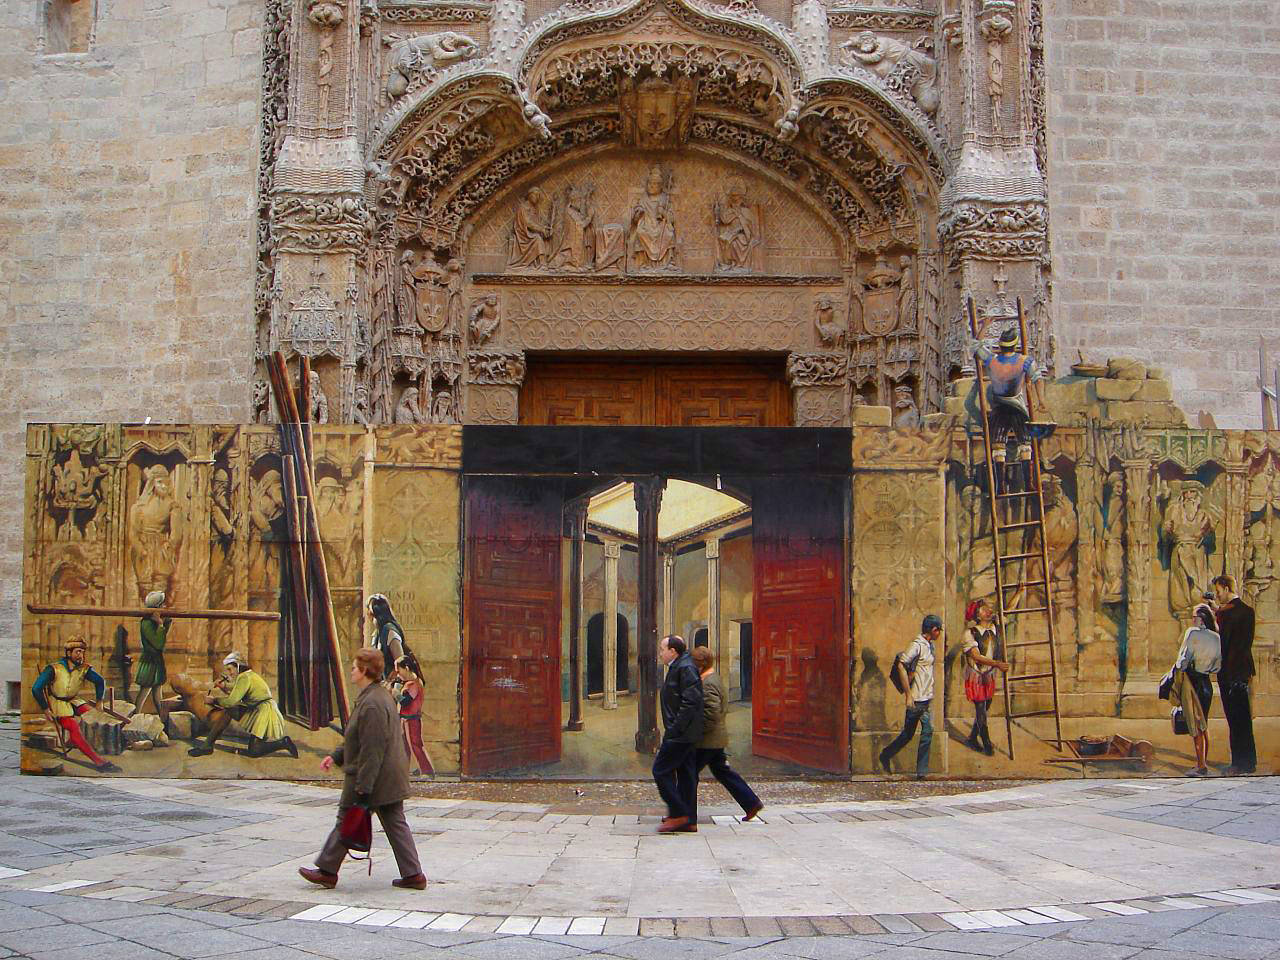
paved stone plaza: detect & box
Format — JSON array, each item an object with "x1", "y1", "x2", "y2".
[{"x1": 2, "y1": 726, "x2": 1280, "y2": 959}]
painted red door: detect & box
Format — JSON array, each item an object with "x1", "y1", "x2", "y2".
[
  {"x1": 752, "y1": 477, "x2": 849, "y2": 773},
  {"x1": 463, "y1": 477, "x2": 563, "y2": 775}
]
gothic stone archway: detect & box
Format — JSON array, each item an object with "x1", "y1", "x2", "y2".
[{"x1": 355, "y1": 0, "x2": 946, "y2": 428}]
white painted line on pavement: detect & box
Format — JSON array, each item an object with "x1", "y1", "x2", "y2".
[
  {"x1": 388, "y1": 911, "x2": 440, "y2": 929},
  {"x1": 32, "y1": 880, "x2": 99, "y2": 893},
  {"x1": 322, "y1": 906, "x2": 376, "y2": 923},
  {"x1": 1093, "y1": 901, "x2": 1148, "y2": 916},
  {"x1": 1025, "y1": 905, "x2": 1090, "y2": 922},
  {"x1": 0, "y1": 868, "x2": 28, "y2": 880},
  {"x1": 533, "y1": 916, "x2": 573, "y2": 935},
  {"x1": 496, "y1": 916, "x2": 538, "y2": 934},
  {"x1": 940, "y1": 912, "x2": 995, "y2": 930},
  {"x1": 427, "y1": 912, "x2": 473, "y2": 931},
  {"x1": 354, "y1": 909, "x2": 409, "y2": 926},
  {"x1": 1157, "y1": 897, "x2": 1212, "y2": 910},
  {"x1": 1227, "y1": 888, "x2": 1280, "y2": 902},
  {"x1": 967, "y1": 910, "x2": 1025, "y2": 927},
  {"x1": 1197, "y1": 892, "x2": 1256, "y2": 904},
  {"x1": 1002, "y1": 910, "x2": 1060, "y2": 925},
  {"x1": 567, "y1": 917, "x2": 607, "y2": 935},
  {"x1": 291, "y1": 903, "x2": 346, "y2": 921}
]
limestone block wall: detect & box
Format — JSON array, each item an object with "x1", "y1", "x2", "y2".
[
  {"x1": 0, "y1": 0, "x2": 263, "y2": 690},
  {"x1": 1045, "y1": 0, "x2": 1280, "y2": 428}
]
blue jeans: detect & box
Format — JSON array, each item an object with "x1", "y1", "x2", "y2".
[{"x1": 881, "y1": 700, "x2": 933, "y2": 777}]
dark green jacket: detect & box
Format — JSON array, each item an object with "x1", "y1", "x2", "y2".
[
  {"x1": 698, "y1": 673, "x2": 728, "y2": 750},
  {"x1": 136, "y1": 617, "x2": 168, "y2": 688}
]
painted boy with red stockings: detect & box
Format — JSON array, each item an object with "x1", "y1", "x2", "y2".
[{"x1": 31, "y1": 636, "x2": 121, "y2": 772}]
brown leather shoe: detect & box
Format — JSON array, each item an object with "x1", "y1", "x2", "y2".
[
  {"x1": 742, "y1": 804, "x2": 764, "y2": 822},
  {"x1": 657, "y1": 816, "x2": 689, "y2": 834},
  {"x1": 392, "y1": 873, "x2": 427, "y2": 889},
  {"x1": 678, "y1": 821, "x2": 698, "y2": 833},
  {"x1": 298, "y1": 867, "x2": 338, "y2": 889}
]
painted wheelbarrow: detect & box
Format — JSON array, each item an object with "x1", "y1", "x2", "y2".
[{"x1": 1044, "y1": 734, "x2": 1154, "y2": 769}]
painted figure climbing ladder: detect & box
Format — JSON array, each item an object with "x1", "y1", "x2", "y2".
[{"x1": 966, "y1": 296, "x2": 1062, "y2": 760}]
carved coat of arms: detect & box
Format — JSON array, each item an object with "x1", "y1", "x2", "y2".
[{"x1": 620, "y1": 76, "x2": 695, "y2": 150}]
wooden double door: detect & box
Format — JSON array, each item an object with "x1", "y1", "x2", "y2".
[
  {"x1": 462, "y1": 473, "x2": 849, "y2": 775},
  {"x1": 520, "y1": 358, "x2": 792, "y2": 426}
]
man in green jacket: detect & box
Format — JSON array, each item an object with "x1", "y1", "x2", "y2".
[
  {"x1": 689, "y1": 646, "x2": 762, "y2": 828},
  {"x1": 134, "y1": 590, "x2": 171, "y2": 732}
]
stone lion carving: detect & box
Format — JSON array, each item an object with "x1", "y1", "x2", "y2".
[
  {"x1": 839, "y1": 31, "x2": 939, "y2": 116},
  {"x1": 385, "y1": 32, "x2": 479, "y2": 100}
]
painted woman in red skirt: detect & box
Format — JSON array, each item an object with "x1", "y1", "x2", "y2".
[
  {"x1": 394, "y1": 656, "x2": 433, "y2": 776},
  {"x1": 962, "y1": 599, "x2": 1009, "y2": 756}
]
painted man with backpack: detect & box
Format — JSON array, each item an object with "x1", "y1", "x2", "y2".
[{"x1": 878, "y1": 614, "x2": 942, "y2": 779}]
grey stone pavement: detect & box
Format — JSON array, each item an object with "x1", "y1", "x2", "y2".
[{"x1": 4, "y1": 719, "x2": 1280, "y2": 959}]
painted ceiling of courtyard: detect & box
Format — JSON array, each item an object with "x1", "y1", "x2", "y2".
[{"x1": 259, "y1": 0, "x2": 1048, "y2": 428}]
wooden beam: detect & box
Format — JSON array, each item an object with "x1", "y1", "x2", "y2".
[{"x1": 27, "y1": 603, "x2": 279, "y2": 622}]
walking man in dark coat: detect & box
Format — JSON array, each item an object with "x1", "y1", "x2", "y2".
[
  {"x1": 300, "y1": 647, "x2": 426, "y2": 889},
  {"x1": 652, "y1": 635, "x2": 703, "y2": 834},
  {"x1": 1213, "y1": 575, "x2": 1257, "y2": 775}
]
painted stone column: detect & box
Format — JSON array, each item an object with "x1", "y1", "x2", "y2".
[
  {"x1": 705, "y1": 537, "x2": 722, "y2": 668},
  {"x1": 662, "y1": 546, "x2": 676, "y2": 637},
  {"x1": 634, "y1": 477, "x2": 664, "y2": 754},
  {"x1": 565, "y1": 502, "x2": 587, "y2": 731},
  {"x1": 602, "y1": 539, "x2": 621, "y2": 711},
  {"x1": 1122, "y1": 458, "x2": 1154, "y2": 678}
]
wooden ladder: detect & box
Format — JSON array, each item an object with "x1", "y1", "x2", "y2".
[{"x1": 966, "y1": 296, "x2": 1062, "y2": 760}]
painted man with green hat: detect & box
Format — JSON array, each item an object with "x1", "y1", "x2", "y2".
[{"x1": 134, "y1": 590, "x2": 171, "y2": 733}]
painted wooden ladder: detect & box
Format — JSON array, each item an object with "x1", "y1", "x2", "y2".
[{"x1": 965, "y1": 296, "x2": 1063, "y2": 760}]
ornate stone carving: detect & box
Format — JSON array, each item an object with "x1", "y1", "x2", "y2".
[
  {"x1": 857, "y1": 253, "x2": 901, "y2": 337},
  {"x1": 467, "y1": 350, "x2": 527, "y2": 385},
  {"x1": 308, "y1": 370, "x2": 330, "y2": 424},
  {"x1": 891, "y1": 383, "x2": 919, "y2": 429},
  {"x1": 509, "y1": 186, "x2": 557, "y2": 268},
  {"x1": 851, "y1": 422, "x2": 954, "y2": 468},
  {"x1": 786, "y1": 352, "x2": 847, "y2": 386},
  {"x1": 129, "y1": 463, "x2": 183, "y2": 603},
  {"x1": 430, "y1": 386, "x2": 460, "y2": 423},
  {"x1": 619, "y1": 75, "x2": 696, "y2": 149},
  {"x1": 468, "y1": 293, "x2": 500, "y2": 343},
  {"x1": 272, "y1": 194, "x2": 368, "y2": 252},
  {"x1": 978, "y1": 5, "x2": 1014, "y2": 131},
  {"x1": 814, "y1": 294, "x2": 844, "y2": 348},
  {"x1": 839, "y1": 31, "x2": 939, "y2": 116},
  {"x1": 551, "y1": 182, "x2": 626, "y2": 272},
  {"x1": 829, "y1": 11, "x2": 933, "y2": 31},
  {"x1": 374, "y1": 424, "x2": 463, "y2": 466},
  {"x1": 627, "y1": 164, "x2": 679, "y2": 272},
  {"x1": 1160, "y1": 478, "x2": 1219, "y2": 619},
  {"x1": 1101, "y1": 468, "x2": 1126, "y2": 604},
  {"x1": 284, "y1": 260, "x2": 345, "y2": 360},
  {"x1": 939, "y1": 200, "x2": 1047, "y2": 265},
  {"x1": 712, "y1": 178, "x2": 762, "y2": 273},
  {"x1": 380, "y1": 2, "x2": 494, "y2": 23},
  {"x1": 307, "y1": 0, "x2": 343, "y2": 26},
  {"x1": 394, "y1": 386, "x2": 427, "y2": 423},
  {"x1": 384, "y1": 31, "x2": 480, "y2": 100},
  {"x1": 353, "y1": 381, "x2": 372, "y2": 425}
]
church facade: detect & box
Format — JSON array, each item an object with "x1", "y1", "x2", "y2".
[{"x1": 254, "y1": 0, "x2": 1050, "y2": 429}]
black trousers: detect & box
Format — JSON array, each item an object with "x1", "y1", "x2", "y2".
[
  {"x1": 652, "y1": 738, "x2": 698, "y2": 820},
  {"x1": 691, "y1": 748, "x2": 761, "y2": 824},
  {"x1": 1219, "y1": 679, "x2": 1256, "y2": 772}
]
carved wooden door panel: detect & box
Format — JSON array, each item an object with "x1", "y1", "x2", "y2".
[
  {"x1": 658, "y1": 364, "x2": 790, "y2": 425},
  {"x1": 520, "y1": 362, "x2": 655, "y2": 425},
  {"x1": 520, "y1": 360, "x2": 790, "y2": 425},
  {"x1": 462, "y1": 476, "x2": 563, "y2": 774},
  {"x1": 751, "y1": 476, "x2": 849, "y2": 773}
]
